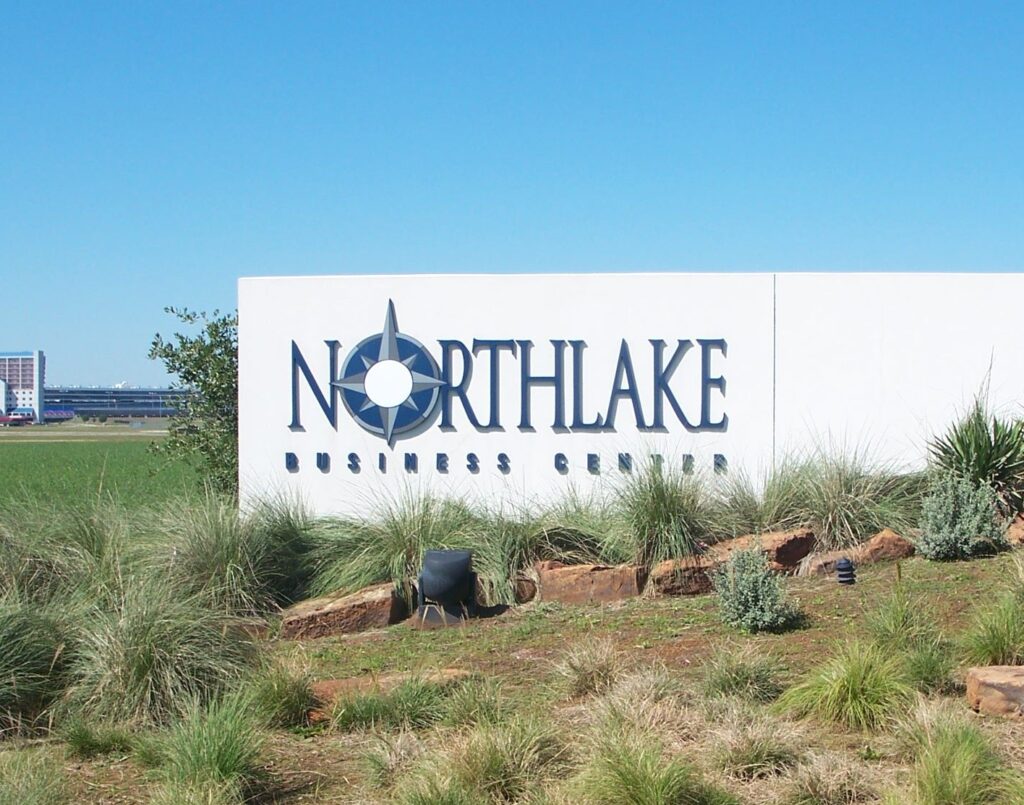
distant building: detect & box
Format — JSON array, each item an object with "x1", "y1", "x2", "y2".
[
  {"x1": 0, "y1": 350, "x2": 45, "y2": 423},
  {"x1": 44, "y1": 386, "x2": 189, "y2": 418}
]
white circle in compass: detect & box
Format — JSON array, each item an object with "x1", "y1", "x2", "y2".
[{"x1": 363, "y1": 360, "x2": 415, "y2": 408}]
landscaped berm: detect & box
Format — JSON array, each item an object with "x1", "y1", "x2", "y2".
[{"x1": 7, "y1": 403, "x2": 1024, "y2": 803}]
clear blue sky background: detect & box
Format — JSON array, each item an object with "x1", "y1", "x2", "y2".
[{"x1": 2, "y1": 3, "x2": 1022, "y2": 385}]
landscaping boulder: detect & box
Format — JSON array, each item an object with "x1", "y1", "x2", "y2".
[
  {"x1": 797, "y1": 528, "x2": 916, "y2": 577},
  {"x1": 647, "y1": 556, "x2": 716, "y2": 596},
  {"x1": 514, "y1": 575, "x2": 538, "y2": 604},
  {"x1": 534, "y1": 561, "x2": 644, "y2": 605},
  {"x1": 966, "y1": 666, "x2": 1024, "y2": 718},
  {"x1": 280, "y1": 583, "x2": 408, "y2": 639},
  {"x1": 709, "y1": 529, "x2": 816, "y2": 572},
  {"x1": 1007, "y1": 516, "x2": 1024, "y2": 546}
]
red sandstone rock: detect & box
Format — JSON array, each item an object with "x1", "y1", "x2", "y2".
[
  {"x1": 514, "y1": 576, "x2": 538, "y2": 604},
  {"x1": 280, "y1": 583, "x2": 408, "y2": 639},
  {"x1": 966, "y1": 666, "x2": 1024, "y2": 718},
  {"x1": 535, "y1": 561, "x2": 643, "y2": 605},
  {"x1": 647, "y1": 557, "x2": 716, "y2": 596},
  {"x1": 798, "y1": 528, "x2": 916, "y2": 577},
  {"x1": 1007, "y1": 516, "x2": 1024, "y2": 546},
  {"x1": 709, "y1": 529, "x2": 816, "y2": 571}
]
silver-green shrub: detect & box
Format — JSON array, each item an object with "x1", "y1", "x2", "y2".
[
  {"x1": 917, "y1": 472, "x2": 1008, "y2": 561},
  {"x1": 711, "y1": 547, "x2": 797, "y2": 633}
]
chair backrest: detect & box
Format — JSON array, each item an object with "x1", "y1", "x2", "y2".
[{"x1": 420, "y1": 549, "x2": 474, "y2": 605}]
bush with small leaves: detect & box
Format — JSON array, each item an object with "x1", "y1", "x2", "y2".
[
  {"x1": 711, "y1": 547, "x2": 798, "y2": 633},
  {"x1": 917, "y1": 472, "x2": 1008, "y2": 561}
]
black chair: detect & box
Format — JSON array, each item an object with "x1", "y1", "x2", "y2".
[{"x1": 417, "y1": 549, "x2": 476, "y2": 625}]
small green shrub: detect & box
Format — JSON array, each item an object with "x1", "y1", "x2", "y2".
[
  {"x1": 0, "y1": 751, "x2": 68, "y2": 805},
  {"x1": 711, "y1": 547, "x2": 798, "y2": 633},
  {"x1": 331, "y1": 678, "x2": 452, "y2": 732},
  {"x1": 155, "y1": 693, "x2": 265, "y2": 794},
  {"x1": 248, "y1": 662, "x2": 315, "y2": 728},
  {"x1": 701, "y1": 643, "x2": 784, "y2": 702},
  {"x1": 779, "y1": 641, "x2": 913, "y2": 731},
  {"x1": 554, "y1": 638, "x2": 620, "y2": 697},
  {"x1": 577, "y1": 734, "x2": 739, "y2": 805},
  {"x1": 929, "y1": 396, "x2": 1024, "y2": 515},
  {"x1": 451, "y1": 716, "x2": 566, "y2": 802},
  {"x1": 962, "y1": 592, "x2": 1024, "y2": 666},
  {"x1": 61, "y1": 717, "x2": 135, "y2": 758},
  {"x1": 917, "y1": 472, "x2": 1008, "y2": 560}
]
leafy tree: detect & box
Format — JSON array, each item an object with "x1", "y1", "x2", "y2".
[{"x1": 149, "y1": 308, "x2": 238, "y2": 494}]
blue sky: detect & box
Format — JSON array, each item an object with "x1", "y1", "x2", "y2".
[{"x1": 2, "y1": 2, "x2": 1022, "y2": 385}]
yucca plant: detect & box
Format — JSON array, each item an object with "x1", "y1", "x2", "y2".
[{"x1": 929, "y1": 396, "x2": 1024, "y2": 515}]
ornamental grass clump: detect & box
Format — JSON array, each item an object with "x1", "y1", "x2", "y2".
[
  {"x1": 0, "y1": 597, "x2": 69, "y2": 734},
  {"x1": 711, "y1": 547, "x2": 798, "y2": 633},
  {"x1": 0, "y1": 750, "x2": 68, "y2": 805},
  {"x1": 798, "y1": 449, "x2": 923, "y2": 551},
  {"x1": 576, "y1": 730, "x2": 739, "y2": 805},
  {"x1": 779, "y1": 641, "x2": 913, "y2": 732},
  {"x1": 701, "y1": 642, "x2": 784, "y2": 702},
  {"x1": 917, "y1": 471, "x2": 1008, "y2": 561},
  {"x1": 309, "y1": 491, "x2": 480, "y2": 606},
  {"x1": 555, "y1": 638, "x2": 621, "y2": 697},
  {"x1": 962, "y1": 591, "x2": 1024, "y2": 666},
  {"x1": 611, "y1": 460, "x2": 713, "y2": 567}
]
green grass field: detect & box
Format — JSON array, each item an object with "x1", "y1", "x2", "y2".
[{"x1": 0, "y1": 433, "x2": 199, "y2": 504}]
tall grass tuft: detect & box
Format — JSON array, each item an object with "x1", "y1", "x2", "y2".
[
  {"x1": 151, "y1": 493, "x2": 311, "y2": 615},
  {"x1": 61, "y1": 717, "x2": 135, "y2": 758},
  {"x1": 866, "y1": 583, "x2": 954, "y2": 693},
  {"x1": 155, "y1": 693, "x2": 265, "y2": 797},
  {"x1": 577, "y1": 731, "x2": 739, "y2": 805},
  {"x1": 441, "y1": 677, "x2": 504, "y2": 727},
  {"x1": 365, "y1": 730, "x2": 425, "y2": 789},
  {"x1": 309, "y1": 491, "x2": 479, "y2": 605},
  {"x1": 247, "y1": 660, "x2": 315, "y2": 728},
  {"x1": 0, "y1": 750, "x2": 68, "y2": 805},
  {"x1": 0, "y1": 597, "x2": 68, "y2": 734},
  {"x1": 897, "y1": 701, "x2": 1024, "y2": 804},
  {"x1": 713, "y1": 462, "x2": 810, "y2": 539},
  {"x1": 783, "y1": 752, "x2": 875, "y2": 804},
  {"x1": 554, "y1": 638, "x2": 620, "y2": 697},
  {"x1": 611, "y1": 460, "x2": 712, "y2": 567},
  {"x1": 65, "y1": 578, "x2": 257, "y2": 725},
  {"x1": 711, "y1": 705, "x2": 804, "y2": 780},
  {"x1": 701, "y1": 643, "x2": 784, "y2": 702},
  {"x1": 962, "y1": 591, "x2": 1024, "y2": 666},
  {"x1": 779, "y1": 641, "x2": 913, "y2": 731},
  {"x1": 330, "y1": 678, "x2": 453, "y2": 732},
  {"x1": 798, "y1": 449, "x2": 922, "y2": 551},
  {"x1": 450, "y1": 716, "x2": 567, "y2": 802}
]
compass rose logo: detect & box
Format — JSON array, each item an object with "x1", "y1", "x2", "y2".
[{"x1": 333, "y1": 300, "x2": 444, "y2": 446}]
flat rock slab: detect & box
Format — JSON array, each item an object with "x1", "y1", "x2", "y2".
[
  {"x1": 966, "y1": 666, "x2": 1024, "y2": 718},
  {"x1": 647, "y1": 557, "x2": 716, "y2": 596},
  {"x1": 798, "y1": 528, "x2": 915, "y2": 577},
  {"x1": 309, "y1": 669, "x2": 471, "y2": 723},
  {"x1": 709, "y1": 529, "x2": 816, "y2": 572},
  {"x1": 535, "y1": 561, "x2": 644, "y2": 605},
  {"x1": 280, "y1": 583, "x2": 408, "y2": 640}
]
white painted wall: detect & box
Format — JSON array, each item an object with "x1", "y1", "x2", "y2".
[{"x1": 238, "y1": 273, "x2": 1024, "y2": 516}]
